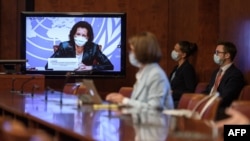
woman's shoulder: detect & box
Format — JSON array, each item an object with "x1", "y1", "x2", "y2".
[
  {"x1": 59, "y1": 41, "x2": 72, "y2": 48},
  {"x1": 145, "y1": 63, "x2": 166, "y2": 76},
  {"x1": 85, "y1": 42, "x2": 99, "y2": 47},
  {"x1": 181, "y1": 60, "x2": 195, "y2": 70},
  {"x1": 145, "y1": 63, "x2": 161, "y2": 70},
  {"x1": 84, "y1": 42, "x2": 100, "y2": 50}
]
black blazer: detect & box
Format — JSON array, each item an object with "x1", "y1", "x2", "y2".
[
  {"x1": 204, "y1": 64, "x2": 245, "y2": 108},
  {"x1": 170, "y1": 60, "x2": 197, "y2": 101},
  {"x1": 47, "y1": 41, "x2": 114, "y2": 71}
]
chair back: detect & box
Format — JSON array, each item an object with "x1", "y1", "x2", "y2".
[
  {"x1": 238, "y1": 85, "x2": 250, "y2": 100},
  {"x1": 188, "y1": 95, "x2": 221, "y2": 120},
  {"x1": 1, "y1": 119, "x2": 30, "y2": 141},
  {"x1": 63, "y1": 83, "x2": 81, "y2": 95},
  {"x1": 177, "y1": 93, "x2": 205, "y2": 109},
  {"x1": 178, "y1": 93, "x2": 221, "y2": 120},
  {"x1": 76, "y1": 83, "x2": 87, "y2": 94},
  {"x1": 195, "y1": 82, "x2": 208, "y2": 93},
  {"x1": 119, "y1": 87, "x2": 133, "y2": 98},
  {"x1": 63, "y1": 83, "x2": 87, "y2": 95}
]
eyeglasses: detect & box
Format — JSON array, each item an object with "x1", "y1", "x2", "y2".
[{"x1": 215, "y1": 50, "x2": 226, "y2": 55}]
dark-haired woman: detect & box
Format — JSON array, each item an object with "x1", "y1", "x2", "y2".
[
  {"x1": 46, "y1": 21, "x2": 113, "y2": 71},
  {"x1": 170, "y1": 41, "x2": 198, "y2": 108}
]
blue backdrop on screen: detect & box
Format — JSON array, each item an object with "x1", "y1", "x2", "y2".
[{"x1": 25, "y1": 17, "x2": 122, "y2": 71}]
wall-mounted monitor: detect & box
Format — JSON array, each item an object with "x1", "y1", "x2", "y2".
[{"x1": 20, "y1": 11, "x2": 126, "y2": 78}]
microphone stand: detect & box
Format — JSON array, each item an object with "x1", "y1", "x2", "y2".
[
  {"x1": 10, "y1": 77, "x2": 17, "y2": 93},
  {"x1": 20, "y1": 76, "x2": 35, "y2": 95},
  {"x1": 31, "y1": 84, "x2": 39, "y2": 98},
  {"x1": 60, "y1": 72, "x2": 71, "y2": 105},
  {"x1": 44, "y1": 86, "x2": 51, "y2": 101}
]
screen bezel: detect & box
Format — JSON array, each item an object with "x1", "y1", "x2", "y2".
[{"x1": 20, "y1": 11, "x2": 126, "y2": 78}]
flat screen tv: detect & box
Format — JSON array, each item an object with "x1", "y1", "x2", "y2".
[{"x1": 20, "y1": 11, "x2": 126, "y2": 78}]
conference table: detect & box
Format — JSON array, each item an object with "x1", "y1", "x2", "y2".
[{"x1": 0, "y1": 90, "x2": 222, "y2": 141}]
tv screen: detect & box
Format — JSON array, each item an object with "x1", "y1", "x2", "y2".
[{"x1": 20, "y1": 12, "x2": 126, "y2": 78}]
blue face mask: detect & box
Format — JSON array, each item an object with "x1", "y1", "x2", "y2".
[
  {"x1": 74, "y1": 36, "x2": 87, "y2": 47},
  {"x1": 129, "y1": 52, "x2": 141, "y2": 68},
  {"x1": 171, "y1": 50, "x2": 179, "y2": 61},
  {"x1": 213, "y1": 54, "x2": 223, "y2": 65}
]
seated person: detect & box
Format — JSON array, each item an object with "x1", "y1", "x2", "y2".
[
  {"x1": 45, "y1": 21, "x2": 113, "y2": 71},
  {"x1": 203, "y1": 41, "x2": 245, "y2": 120},
  {"x1": 169, "y1": 41, "x2": 198, "y2": 108},
  {"x1": 216, "y1": 108, "x2": 250, "y2": 129},
  {"x1": 106, "y1": 31, "x2": 174, "y2": 110}
]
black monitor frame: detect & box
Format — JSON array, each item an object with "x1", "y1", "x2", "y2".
[{"x1": 20, "y1": 12, "x2": 127, "y2": 78}]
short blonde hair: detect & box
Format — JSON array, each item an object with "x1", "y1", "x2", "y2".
[{"x1": 128, "y1": 31, "x2": 162, "y2": 64}]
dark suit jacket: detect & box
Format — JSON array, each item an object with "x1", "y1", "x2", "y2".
[
  {"x1": 46, "y1": 41, "x2": 114, "y2": 71},
  {"x1": 170, "y1": 60, "x2": 197, "y2": 101},
  {"x1": 204, "y1": 64, "x2": 245, "y2": 108}
]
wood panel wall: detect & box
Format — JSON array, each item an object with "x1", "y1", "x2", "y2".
[
  {"x1": 167, "y1": 0, "x2": 219, "y2": 82},
  {"x1": 219, "y1": 0, "x2": 250, "y2": 84},
  {"x1": 0, "y1": 0, "x2": 25, "y2": 59},
  {"x1": 1, "y1": 0, "x2": 250, "y2": 98}
]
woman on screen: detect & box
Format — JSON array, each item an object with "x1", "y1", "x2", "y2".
[
  {"x1": 106, "y1": 31, "x2": 174, "y2": 110},
  {"x1": 46, "y1": 21, "x2": 114, "y2": 71}
]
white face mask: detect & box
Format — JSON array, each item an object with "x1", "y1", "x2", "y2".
[
  {"x1": 171, "y1": 50, "x2": 179, "y2": 61},
  {"x1": 74, "y1": 36, "x2": 87, "y2": 47},
  {"x1": 129, "y1": 52, "x2": 141, "y2": 68},
  {"x1": 213, "y1": 54, "x2": 223, "y2": 65}
]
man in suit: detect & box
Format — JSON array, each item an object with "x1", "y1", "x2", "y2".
[{"x1": 204, "y1": 41, "x2": 245, "y2": 120}]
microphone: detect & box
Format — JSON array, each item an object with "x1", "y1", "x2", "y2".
[
  {"x1": 31, "y1": 84, "x2": 39, "y2": 97},
  {"x1": 10, "y1": 77, "x2": 17, "y2": 93},
  {"x1": 44, "y1": 86, "x2": 50, "y2": 101},
  {"x1": 20, "y1": 76, "x2": 35, "y2": 94},
  {"x1": 44, "y1": 86, "x2": 55, "y2": 101},
  {"x1": 60, "y1": 72, "x2": 71, "y2": 105}
]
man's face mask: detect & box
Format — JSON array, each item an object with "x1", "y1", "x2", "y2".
[
  {"x1": 213, "y1": 54, "x2": 224, "y2": 65},
  {"x1": 74, "y1": 36, "x2": 87, "y2": 47}
]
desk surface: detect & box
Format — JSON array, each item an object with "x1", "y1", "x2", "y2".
[{"x1": 0, "y1": 91, "x2": 221, "y2": 141}]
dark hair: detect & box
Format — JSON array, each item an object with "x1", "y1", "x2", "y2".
[
  {"x1": 128, "y1": 31, "x2": 162, "y2": 63},
  {"x1": 217, "y1": 41, "x2": 237, "y2": 61},
  {"x1": 178, "y1": 41, "x2": 198, "y2": 59},
  {"x1": 69, "y1": 21, "x2": 94, "y2": 45}
]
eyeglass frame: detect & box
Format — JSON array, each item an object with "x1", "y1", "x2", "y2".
[{"x1": 214, "y1": 50, "x2": 227, "y2": 55}]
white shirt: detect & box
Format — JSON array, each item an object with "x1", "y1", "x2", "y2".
[{"x1": 76, "y1": 52, "x2": 83, "y2": 66}]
